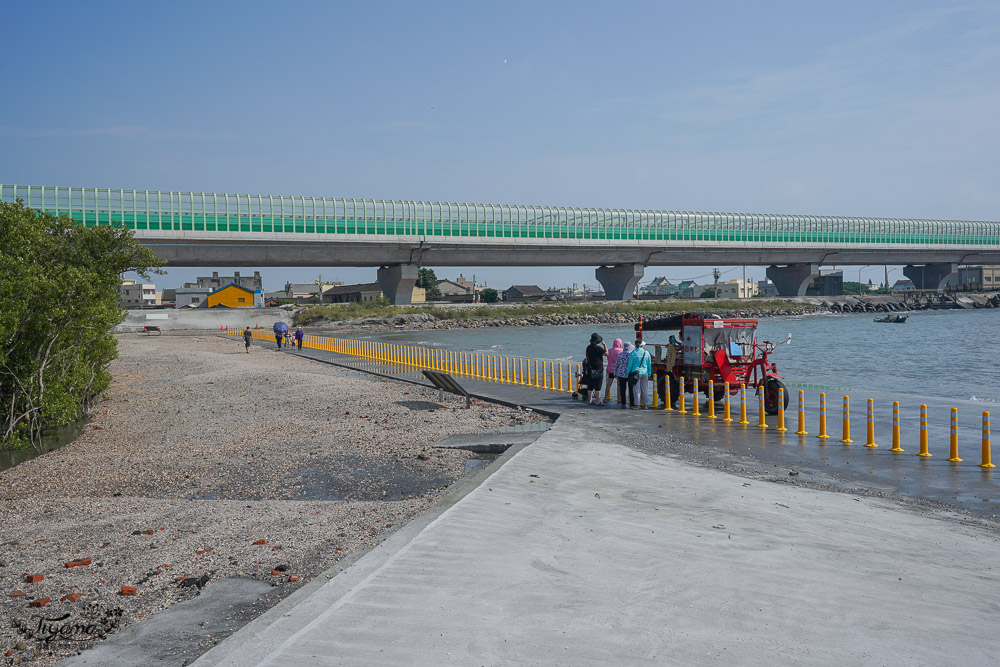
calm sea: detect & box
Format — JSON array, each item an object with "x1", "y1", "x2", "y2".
[{"x1": 371, "y1": 309, "x2": 1000, "y2": 417}]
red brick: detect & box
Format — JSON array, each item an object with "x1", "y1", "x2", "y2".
[
  {"x1": 10, "y1": 590, "x2": 26, "y2": 597},
  {"x1": 288, "y1": 576, "x2": 300, "y2": 582},
  {"x1": 5, "y1": 649, "x2": 14, "y2": 657},
  {"x1": 60, "y1": 593, "x2": 79, "y2": 603},
  {"x1": 24, "y1": 575, "x2": 43, "y2": 584},
  {"x1": 252, "y1": 539, "x2": 266, "y2": 545},
  {"x1": 65, "y1": 558, "x2": 91, "y2": 568},
  {"x1": 29, "y1": 598, "x2": 51, "y2": 608},
  {"x1": 270, "y1": 570, "x2": 282, "y2": 576},
  {"x1": 120, "y1": 586, "x2": 137, "y2": 596},
  {"x1": 195, "y1": 549, "x2": 212, "y2": 555},
  {"x1": 142, "y1": 530, "x2": 154, "y2": 535},
  {"x1": 174, "y1": 576, "x2": 187, "y2": 583}
]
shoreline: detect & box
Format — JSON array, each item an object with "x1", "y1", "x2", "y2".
[{"x1": 0, "y1": 335, "x2": 548, "y2": 666}]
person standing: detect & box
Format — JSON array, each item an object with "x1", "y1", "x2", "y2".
[
  {"x1": 628, "y1": 340, "x2": 653, "y2": 409},
  {"x1": 614, "y1": 341, "x2": 634, "y2": 409},
  {"x1": 604, "y1": 338, "x2": 623, "y2": 405},
  {"x1": 243, "y1": 327, "x2": 253, "y2": 354},
  {"x1": 272, "y1": 322, "x2": 284, "y2": 349},
  {"x1": 295, "y1": 326, "x2": 305, "y2": 350},
  {"x1": 584, "y1": 333, "x2": 608, "y2": 405}
]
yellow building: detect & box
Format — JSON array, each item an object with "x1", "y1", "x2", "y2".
[{"x1": 207, "y1": 283, "x2": 260, "y2": 308}]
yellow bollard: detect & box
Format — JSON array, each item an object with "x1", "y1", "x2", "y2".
[
  {"x1": 947, "y1": 408, "x2": 962, "y2": 462},
  {"x1": 652, "y1": 382, "x2": 659, "y2": 408},
  {"x1": 533, "y1": 360, "x2": 539, "y2": 387},
  {"x1": 817, "y1": 393, "x2": 829, "y2": 439},
  {"x1": 723, "y1": 381, "x2": 732, "y2": 421},
  {"x1": 864, "y1": 399, "x2": 877, "y2": 447},
  {"x1": 557, "y1": 363, "x2": 564, "y2": 391},
  {"x1": 980, "y1": 411, "x2": 995, "y2": 468},
  {"x1": 566, "y1": 364, "x2": 574, "y2": 394},
  {"x1": 547, "y1": 362, "x2": 553, "y2": 390},
  {"x1": 840, "y1": 396, "x2": 852, "y2": 443},
  {"x1": 776, "y1": 387, "x2": 787, "y2": 431},
  {"x1": 663, "y1": 377, "x2": 673, "y2": 411},
  {"x1": 890, "y1": 401, "x2": 903, "y2": 451},
  {"x1": 738, "y1": 383, "x2": 749, "y2": 424},
  {"x1": 678, "y1": 377, "x2": 687, "y2": 414},
  {"x1": 918, "y1": 404, "x2": 931, "y2": 457},
  {"x1": 707, "y1": 380, "x2": 716, "y2": 418},
  {"x1": 795, "y1": 390, "x2": 807, "y2": 435},
  {"x1": 692, "y1": 378, "x2": 701, "y2": 416},
  {"x1": 757, "y1": 386, "x2": 767, "y2": 428},
  {"x1": 576, "y1": 363, "x2": 582, "y2": 394}
]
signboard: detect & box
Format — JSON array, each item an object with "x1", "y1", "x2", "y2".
[{"x1": 683, "y1": 328, "x2": 702, "y2": 366}]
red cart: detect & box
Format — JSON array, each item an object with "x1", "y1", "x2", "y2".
[{"x1": 636, "y1": 312, "x2": 789, "y2": 414}]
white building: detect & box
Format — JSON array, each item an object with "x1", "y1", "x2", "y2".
[
  {"x1": 715, "y1": 279, "x2": 759, "y2": 299},
  {"x1": 118, "y1": 279, "x2": 159, "y2": 307}
]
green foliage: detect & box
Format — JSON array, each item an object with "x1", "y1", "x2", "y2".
[
  {"x1": 480, "y1": 288, "x2": 499, "y2": 303},
  {"x1": 842, "y1": 281, "x2": 862, "y2": 295},
  {"x1": 699, "y1": 289, "x2": 716, "y2": 298},
  {"x1": 0, "y1": 200, "x2": 163, "y2": 451},
  {"x1": 416, "y1": 268, "x2": 442, "y2": 300}
]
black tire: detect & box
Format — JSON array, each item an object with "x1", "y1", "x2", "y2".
[{"x1": 763, "y1": 378, "x2": 789, "y2": 415}]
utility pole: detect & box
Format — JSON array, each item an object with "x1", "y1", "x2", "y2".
[{"x1": 713, "y1": 268, "x2": 720, "y2": 298}]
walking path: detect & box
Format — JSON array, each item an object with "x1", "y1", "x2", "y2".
[{"x1": 189, "y1": 338, "x2": 1000, "y2": 666}]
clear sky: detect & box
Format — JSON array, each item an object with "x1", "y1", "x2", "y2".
[{"x1": 2, "y1": 1, "x2": 998, "y2": 291}]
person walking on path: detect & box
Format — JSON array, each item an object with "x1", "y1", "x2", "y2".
[
  {"x1": 585, "y1": 333, "x2": 608, "y2": 405},
  {"x1": 272, "y1": 321, "x2": 288, "y2": 349},
  {"x1": 243, "y1": 327, "x2": 253, "y2": 354},
  {"x1": 295, "y1": 326, "x2": 305, "y2": 350},
  {"x1": 604, "y1": 338, "x2": 623, "y2": 405},
  {"x1": 614, "y1": 341, "x2": 634, "y2": 409},
  {"x1": 627, "y1": 340, "x2": 653, "y2": 409}
]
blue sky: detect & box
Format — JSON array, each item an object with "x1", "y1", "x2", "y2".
[{"x1": 2, "y1": 1, "x2": 998, "y2": 290}]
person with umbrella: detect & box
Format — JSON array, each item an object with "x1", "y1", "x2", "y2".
[{"x1": 272, "y1": 321, "x2": 289, "y2": 349}]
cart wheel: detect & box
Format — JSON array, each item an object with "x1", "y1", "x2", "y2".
[{"x1": 763, "y1": 378, "x2": 788, "y2": 415}]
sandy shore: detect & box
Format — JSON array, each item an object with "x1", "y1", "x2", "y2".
[{"x1": 0, "y1": 334, "x2": 547, "y2": 665}]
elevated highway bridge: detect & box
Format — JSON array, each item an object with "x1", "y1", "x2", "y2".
[{"x1": 4, "y1": 184, "x2": 999, "y2": 302}]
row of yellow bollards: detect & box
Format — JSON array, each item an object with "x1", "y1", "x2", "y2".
[{"x1": 227, "y1": 328, "x2": 995, "y2": 468}]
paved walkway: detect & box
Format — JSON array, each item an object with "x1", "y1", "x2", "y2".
[{"x1": 194, "y1": 371, "x2": 1000, "y2": 665}]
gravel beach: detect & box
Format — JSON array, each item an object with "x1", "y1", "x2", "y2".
[{"x1": 0, "y1": 334, "x2": 547, "y2": 665}]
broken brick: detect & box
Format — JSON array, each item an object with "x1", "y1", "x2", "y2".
[
  {"x1": 270, "y1": 570, "x2": 282, "y2": 576},
  {"x1": 288, "y1": 576, "x2": 300, "y2": 582},
  {"x1": 252, "y1": 540, "x2": 266, "y2": 545},
  {"x1": 60, "y1": 593, "x2": 79, "y2": 603},
  {"x1": 142, "y1": 530, "x2": 155, "y2": 535},
  {"x1": 174, "y1": 576, "x2": 187, "y2": 583},
  {"x1": 24, "y1": 575, "x2": 43, "y2": 584},
  {"x1": 10, "y1": 591, "x2": 26, "y2": 597},
  {"x1": 29, "y1": 598, "x2": 51, "y2": 608},
  {"x1": 65, "y1": 559, "x2": 91, "y2": 568},
  {"x1": 120, "y1": 586, "x2": 137, "y2": 596}
]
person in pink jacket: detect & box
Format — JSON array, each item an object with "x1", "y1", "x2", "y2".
[{"x1": 604, "y1": 338, "x2": 624, "y2": 405}]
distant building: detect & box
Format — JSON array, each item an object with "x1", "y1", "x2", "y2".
[
  {"x1": 118, "y1": 279, "x2": 158, "y2": 308},
  {"x1": 175, "y1": 287, "x2": 211, "y2": 308},
  {"x1": 436, "y1": 279, "x2": 471, "y2": 296},
  {"x1": 757, "y1": 280, "x2": 779, "y2": 297},
  {"x1": 186, "y1": 271, "x2": 263, "y2": 291},
  {"x1": 715, "y1": 279, "x2": 758, "y2": 299},
  {"x1": 892, "y1": 279, "x2": 916, "y2": 291},
  {"x1": 322, "y1": 283, "x2": 426, "y2": 304},
  {"x1": 805, "y1": 270, "x2": 843, "y2": 296},
  {"x1": 454, "y1": 274, "x2": 475, "y2": 292},
  {"x1": 160, "y1": 288, "x2": 176, "y2": 308},
  {"x1": 503, "y1": 285, "x2": 547, "y2": 302},
  {"x1": 207, "y1": 283, "x2": 262, "y2": 308},
  {"x1": 947, "y1": 265, "x2": 1000, "y2": 291}
]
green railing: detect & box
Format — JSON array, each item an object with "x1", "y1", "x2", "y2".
[{"x1": 3, "y1": 184, "x2": 999, "y2": 246}]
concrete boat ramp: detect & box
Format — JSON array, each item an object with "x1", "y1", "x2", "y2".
[{"x1": 188, "y1": 417, "x2": 998, "y2": 666}]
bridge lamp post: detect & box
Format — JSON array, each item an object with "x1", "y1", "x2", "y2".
[{"x1": 857, "y1": 265, "x2": 868, "y2": 296}]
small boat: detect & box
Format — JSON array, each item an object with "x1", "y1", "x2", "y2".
[{"x1": 874, "y1": 314, "x2": 908, "y2": 323}]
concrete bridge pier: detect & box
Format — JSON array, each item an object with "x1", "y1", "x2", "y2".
[
  {"x1": 377, "y1": 263, "x2": 419, "y2": 305},
  {"x1": 596, "y1": 264, "x2": 644, "y2": 301},
  {"x1": 766, "y1": 263, "x2": 819, "y2": 296},
  {"x1": 903, "y1": 263, "x2": 957, "y2": 291}
]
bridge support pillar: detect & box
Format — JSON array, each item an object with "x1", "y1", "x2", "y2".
[
  {"x1": 596, "y1": 264, "x2": 644, "y2": 301},
  {"x1": 766, "y1": 263, "x2": 819, "y2": 296},
  {"x1": 377, "y1": 263, "x2": 419, "y2": 305},
  {"x1": 903, "y1": 263, "x2": 957, "y2": 291}
]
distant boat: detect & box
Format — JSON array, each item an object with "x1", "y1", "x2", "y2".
[{"x1": 874, "y1": 314, "x2": 908, "y2": 323}]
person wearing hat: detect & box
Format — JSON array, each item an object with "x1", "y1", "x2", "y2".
[
  {"x1": 627, "y1": 339, "x2": 653, "y2": 409},
  {"x1": 584, "y1": 333, "x2": 608, "y2": 406},
  {"x1": 294, "y1": 325, "x2": 305, "y2": 350}
]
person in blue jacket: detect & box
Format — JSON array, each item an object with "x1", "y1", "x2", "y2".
[{"x1": 627, "y1": 340, "x2": 653, "y2": 409}]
